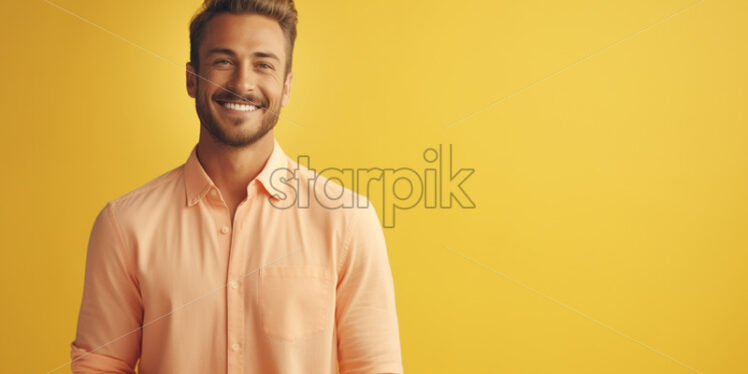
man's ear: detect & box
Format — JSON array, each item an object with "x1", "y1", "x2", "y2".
[
  {"x1": 186, "y1": 62, "x2": 197, "y2": 98},
  {"x1": 281, "y1": 71, "x2": 293, "y2": 107}
]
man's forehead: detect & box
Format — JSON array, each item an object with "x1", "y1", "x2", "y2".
[{"x1": 201, "y1": 13, "x2": 286, "y2": 56}]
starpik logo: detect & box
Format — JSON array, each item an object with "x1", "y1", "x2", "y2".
[{"x1": 267, "y1": 145, "x2": 475, "y2": 228}]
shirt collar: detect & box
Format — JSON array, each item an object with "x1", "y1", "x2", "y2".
[{"x1": 183, "y1": 138, "x2": 290, "y2": 207}]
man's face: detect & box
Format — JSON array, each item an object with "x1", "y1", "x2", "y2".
[{"x1": 186, "y1": 13, "x2": 293, "y2": 147}]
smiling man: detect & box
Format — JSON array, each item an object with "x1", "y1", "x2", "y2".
[{"x1": 69, "y1": 1, "x2": 404, "y2": 373}]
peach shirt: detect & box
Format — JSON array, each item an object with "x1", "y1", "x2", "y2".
[{"x1": 70, "y1": 139, "x2": 403, "y2": 374}]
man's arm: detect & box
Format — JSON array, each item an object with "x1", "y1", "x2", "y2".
[
  {"x1": 70, "y1": 202, "x2": 143, "y2": 374},
  {"x1": 335, "y1": 200, "x2": 404, "y2": 374}
]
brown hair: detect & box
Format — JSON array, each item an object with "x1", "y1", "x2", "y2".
[{"x1": 189, "y1": 0, "x2": 298, "y2": 76}]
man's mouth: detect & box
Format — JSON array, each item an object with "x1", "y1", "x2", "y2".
[{"x1": 216, "y1": 100, "x2": 263, "y2": 112}]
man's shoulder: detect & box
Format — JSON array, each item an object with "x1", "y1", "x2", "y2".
[
  {"x1": 287, "y1": 157, "x2": 379, "y2": 226},
  {"x1": 107, "y1": 163, "x2": 185, "y2": 217}
]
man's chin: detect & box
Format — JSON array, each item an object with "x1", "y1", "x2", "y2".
[
  {"x1": 210, "y1": 124, "x2": 273, "y2": 147},
  {"x1": 198, "y1": 105, "x2": 275, "y2": 147}
]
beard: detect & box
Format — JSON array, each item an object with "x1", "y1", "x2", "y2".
[{"x1": 194, "y1": 80, "x2": 281, "y2": 148}]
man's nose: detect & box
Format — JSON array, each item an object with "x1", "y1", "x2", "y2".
[{"x1": 228, "y1": 61, "x2": 257, "y2": 96}]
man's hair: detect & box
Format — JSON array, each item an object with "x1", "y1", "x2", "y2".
[{"x1": 189, "y1": 0, "x2": 298, "y2": 76}]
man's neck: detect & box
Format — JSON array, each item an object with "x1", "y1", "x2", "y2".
[{"x1": 195, "y1": 128, "x2": 275, "y2": 216}]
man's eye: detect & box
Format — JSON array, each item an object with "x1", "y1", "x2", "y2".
[
  {"x1": 258, "y1": 63, "x2": 273, "y2": 70},
  {"x1": 215, "y1": 59, "x2": 231, "y2": 65}
]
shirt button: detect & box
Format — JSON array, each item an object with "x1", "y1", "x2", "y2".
[
  {"x1": 220, "y1": 226, "x2": 230, "y2": 234},
  {"x1": 210, "y1": 189, "x2": 217, "y2": 196},
  {"x1": 229, "y1": 280, "x2": 238, "y2": 289},
  {"x1": 231, "y1": 343, "x2": 240, "y2": 351}
]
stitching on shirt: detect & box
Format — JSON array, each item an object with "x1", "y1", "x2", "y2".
[
  {"x1": 107, "y1": 200, "x2": 142, "y2": 293},
  {"x1": 336, "y1": 198, "x2": 368, "y2": 283}
]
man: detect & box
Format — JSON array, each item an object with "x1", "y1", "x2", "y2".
[{"x1": 69, "y1": 0, "x2": 403, "y2": 373}]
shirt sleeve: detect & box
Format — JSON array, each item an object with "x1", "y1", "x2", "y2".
[
  {"x1": 335, "y1": 200, "x2": 404, "y2": 374},
  {"x1": 70, "y1": 201, "x2": 143, "y2": 373}
]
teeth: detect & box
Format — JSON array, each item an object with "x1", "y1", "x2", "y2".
[{"x1": 220, "y1": 101, "x2": 259, "y2": 112}]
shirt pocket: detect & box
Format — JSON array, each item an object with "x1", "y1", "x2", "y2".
[{"x1": 259, "y1": 265, "x2": 334, "y2": 341}]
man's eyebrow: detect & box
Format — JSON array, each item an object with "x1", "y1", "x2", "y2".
[
  {"x1": 252, "y1": 51, "x2": 280, "y2": 61},
  {"x1": 206, "y1": 48, "x2": 280, "y2": 61}
]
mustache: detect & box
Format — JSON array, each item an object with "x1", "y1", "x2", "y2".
[{"x1": 213, "y1": 93, "x2": 266, "y2": 108}]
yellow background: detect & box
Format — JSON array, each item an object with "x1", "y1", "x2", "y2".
[{"x1": 1, "y1": 0, "x2": 746, "y2": 373}]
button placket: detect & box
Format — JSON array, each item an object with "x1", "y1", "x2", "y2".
[
  {"x1": 225, "y1": 207, "x2": 245, "y2": 373},
  {"x1": 203, "y1": 185, "x2": 242, "y2": 371}
]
